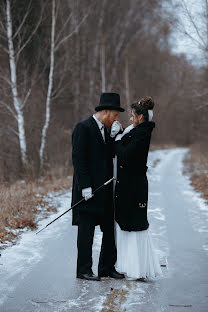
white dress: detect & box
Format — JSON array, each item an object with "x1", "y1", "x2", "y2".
[{"x1": 114, "y1": 125, "x2": 162, "y2": 279}]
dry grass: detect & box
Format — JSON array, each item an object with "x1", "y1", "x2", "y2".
[
  {"x1": 183, "y1": 143, "x2": 208, "y2": 203},
  {"x1": 0, "y1": 175, "x2": 72, "y2": 249},
  {"x1": 101, "y1": 287, "x2": 129, "y2": 312}
]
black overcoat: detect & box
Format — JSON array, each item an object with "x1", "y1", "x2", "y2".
[
  {"x1": 114, "y1": 121, "x2": 155, "y2": 231},
  {"x1": 71, "y1": 116, "x2": 114, "y2": 225}
]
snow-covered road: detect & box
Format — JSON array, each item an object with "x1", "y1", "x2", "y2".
[{"x1": 0, "y1": 148, "x2": 208, "y2": 312}]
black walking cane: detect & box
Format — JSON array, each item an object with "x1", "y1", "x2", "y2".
[{"x1": 36, "y1": 177, "x2": 115, "y2": 235}]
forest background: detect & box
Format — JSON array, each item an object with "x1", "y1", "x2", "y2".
[{"x1": 0, "y1": 0, "x2": 207, "y2": 241}]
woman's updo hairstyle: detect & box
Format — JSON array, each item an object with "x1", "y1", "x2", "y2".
[{"x1": 131, "y1": 96, "x2": 155, "y2": 122}]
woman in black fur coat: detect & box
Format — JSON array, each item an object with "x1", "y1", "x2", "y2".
[{"x1": 114, "y1": 96, "x2": 162, "y2": 280}]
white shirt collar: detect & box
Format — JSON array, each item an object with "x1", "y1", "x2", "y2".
[{"x1": 93, "y1": 114, "x2": 104, "y2": 130}]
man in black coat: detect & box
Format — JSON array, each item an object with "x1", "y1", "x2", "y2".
[{"x1": 71, "y1": 93, "x2": 125, "y2": 281}]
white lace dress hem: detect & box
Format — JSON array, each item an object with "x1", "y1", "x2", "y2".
[{"x1": 115, "y1": 222, "x2": 163, "y2": 279}]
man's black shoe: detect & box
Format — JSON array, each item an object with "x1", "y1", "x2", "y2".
[
  {"x1": 77, "y1": 273, "x2": 101, "y2": 281},
  {"x1": 99, "y1": 270, "x2": 125, "y2": 279}
]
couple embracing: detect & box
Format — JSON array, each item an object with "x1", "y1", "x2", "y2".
[{"x1": 71, "y1": 93, "x2": 162, "y2": 281}]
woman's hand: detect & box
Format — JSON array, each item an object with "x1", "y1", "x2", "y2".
[{"x1": 115, "y1": 133, "x2": 122, "y2": 141}]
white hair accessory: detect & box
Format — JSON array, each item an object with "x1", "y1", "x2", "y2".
[{"x1": 148, "y1": 110, "x2": 153, "y2": 121}]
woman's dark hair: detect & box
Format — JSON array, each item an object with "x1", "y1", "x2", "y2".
[{"x1": 131, "y1": 96, "x2": 155, "y2": 122}]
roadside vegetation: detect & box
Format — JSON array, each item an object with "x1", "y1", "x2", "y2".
[
  {"x1": 184, "y1": 144, "x2": 208, "y2": 204},
  {"x1": 0, "y1": 175, "x2": 72, "y2": 250}
]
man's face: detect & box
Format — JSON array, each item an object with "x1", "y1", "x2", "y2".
[{"x1": 103, "y1": 110, "x2": 119, "y2": 128}]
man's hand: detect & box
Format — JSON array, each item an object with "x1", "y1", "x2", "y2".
[
  {"x1": 82, "y1": 187, "x2": 93, "y2": 201},
  {"x1": 110, "y1": 121, "x2": 123, "y2": 137}
]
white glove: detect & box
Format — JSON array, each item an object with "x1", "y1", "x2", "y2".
[
  {"x1": 82, "y1": 187, "x2": 93, "y2": 201},
  {"x1": 115, "y1": 133, "x2": 122, "y2": 141},
  {"x1": 110, "y1": 121, "x2": 121, "y2": 137}
]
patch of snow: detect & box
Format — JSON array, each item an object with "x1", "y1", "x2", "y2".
[
  {"x1": 181, "y1": 164, "x2": 208, "y2": 255},
  {"x1": 1, "y1": 147, "x2": 207, "y2": 311},
  {"x1": 147, "y1": 149, "x2": 172, "y2": 267},
  {"x1": 0, "y1": 190, "x2": 72, "y2": 306}
]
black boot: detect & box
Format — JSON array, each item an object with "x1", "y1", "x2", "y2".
[
  {"x1": 99, "y1": 268, "x2": 125, "y2": 279},
  {"x1": 77, "y1": 272, "x2": 101, "y2": 281}
]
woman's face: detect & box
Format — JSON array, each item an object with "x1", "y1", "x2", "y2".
[{"x1": 130, "y1": 110, "x2": 143, "y2": 127}]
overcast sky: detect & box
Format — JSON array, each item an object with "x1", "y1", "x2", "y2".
[{"x1": 169, "y1": 0, "x2": 206, "y2": 66}]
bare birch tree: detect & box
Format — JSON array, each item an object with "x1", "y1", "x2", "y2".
[
  {"x1": 0, "y1": 0, "x2": 44, "y2": 168},
  {"x1": 6, "y1": 0, "x2": 27, "y2": 166},
  {"x1": 39, "y1": 0, "x2": 56, "y2": 169},
  {"x1": 39, "y1": 0, "x2": 91, "y2": 170}
]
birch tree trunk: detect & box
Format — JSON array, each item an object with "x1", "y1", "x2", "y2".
[
  {"x1": 124, "y1": 57, "x2": 131, "y2": 119},
  {"x1": 100, "y1": 38, "x2": 106, "y2": 92},
  {"x1": 6, "y1": 0, "x2": 28, "y2": 167},
  {"x1": 39, "y1": 0, "x2": 56, "y2": 169},
  {"x1": 39, "y1": 1, "x2": 90, "y2": 169}
]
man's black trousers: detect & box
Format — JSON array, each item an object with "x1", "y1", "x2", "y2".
[{"x1": 76, "y1": 209, "x2": 117, "y2": 276}]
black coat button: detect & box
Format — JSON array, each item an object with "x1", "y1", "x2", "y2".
[{"x1": 120, "y1": 165, "x2": 123, "y2": 169}]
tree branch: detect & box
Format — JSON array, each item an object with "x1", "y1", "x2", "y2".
[
  {"x1": 15, "y1": 2, "x2": 46, "y2": 60},
  {"x1": 55, "y1": 7, "x2": 91, "y2": 51},
  {"x1": 181, "y1": 0, "x2": 206, "y2": 48},
  {"x1": 0, "y1": 100, "x2": 17, "y2": 119},
  {"x1": 12, "y1": 0, "x2": 32, "y2": 40}
]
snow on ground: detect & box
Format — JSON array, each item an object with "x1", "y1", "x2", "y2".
[
  {"x1": 147, "y1": 149, "x2": 171, "y2": 266},
  {"x1": 180, "y1": 163, "x2": 208, "y2": 254},
  {"x1": 0, "y1": 191, "x2": 72, "y2": 306},
  {"x1": 0, "y1": 148, "x2": 208, "y2": 311}
]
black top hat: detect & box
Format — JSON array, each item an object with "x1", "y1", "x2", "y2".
[{"x1": 95, "y1": 93, "x2": 125, "y2": 112}]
